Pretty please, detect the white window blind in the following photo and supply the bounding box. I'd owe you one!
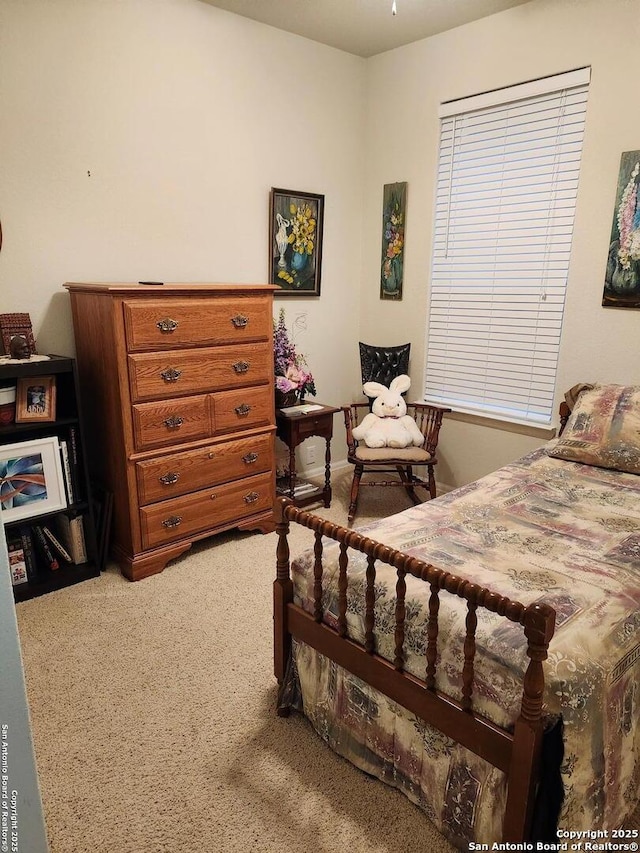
[424,68,590,426]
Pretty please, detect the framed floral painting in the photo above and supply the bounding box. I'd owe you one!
[269,188,324,297]
[380,182,407,300]
[603,151,640,308]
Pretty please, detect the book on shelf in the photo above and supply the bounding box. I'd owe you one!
[55,514,87,565]
[42,524,73,563]
[19,526,39,581]
[68,426,82,502]
[279,403,324,416]
[32,524,60,571]
[7,537,28,586]
[59,439,75,504]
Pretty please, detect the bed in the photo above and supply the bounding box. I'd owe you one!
[273,384,640,848]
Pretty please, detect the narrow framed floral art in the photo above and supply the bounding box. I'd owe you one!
[603,151,640,308]
[269,188,324,297]
[380,181,407,300]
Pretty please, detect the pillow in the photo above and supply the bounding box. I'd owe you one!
[546,384,640,474]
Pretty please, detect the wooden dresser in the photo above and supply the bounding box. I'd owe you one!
[63,282,277,581]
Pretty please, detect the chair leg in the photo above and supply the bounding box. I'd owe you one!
[396,465,419,503]
[348,465,363,525]
[428,464,437,499]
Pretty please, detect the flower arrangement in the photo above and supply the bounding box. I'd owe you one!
[616,160,640,271]
[273,308,316,401]
[277,201,317,287]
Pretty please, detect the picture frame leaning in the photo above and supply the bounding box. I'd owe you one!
[15,375,56,423]
[269,188,324,297]
[0,435,67,523]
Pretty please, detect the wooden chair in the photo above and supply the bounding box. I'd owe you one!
[343,400,450,525]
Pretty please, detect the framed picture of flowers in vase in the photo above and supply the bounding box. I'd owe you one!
[269,188,324,297]
[380,182,407,300]
[603,151,640,308]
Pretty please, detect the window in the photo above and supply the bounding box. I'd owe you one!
[424,68,590,426]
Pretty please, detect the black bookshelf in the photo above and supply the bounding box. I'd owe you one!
[1,355,100,601]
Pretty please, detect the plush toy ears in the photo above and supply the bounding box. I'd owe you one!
[389,374,411,395]
[362,381,388,398]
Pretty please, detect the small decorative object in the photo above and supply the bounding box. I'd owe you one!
[380,182,407,300]
[603,151,640,308]
[269,188,324,297]
[9,334,31,360]
[352,375,423,448]
[0,385,16,425]
[15,375,56,423]
[273,308,316,407]
[0,436,67,522]
[0,313,36,356]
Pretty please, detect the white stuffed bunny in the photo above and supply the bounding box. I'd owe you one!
[351,375,424,449]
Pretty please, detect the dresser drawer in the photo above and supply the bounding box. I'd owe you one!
[140,472,273,549]
[136,433,273,504]
[132,395,210,451]
[123,297,272,351]
[128,342,271,402]
[211,385,273,435]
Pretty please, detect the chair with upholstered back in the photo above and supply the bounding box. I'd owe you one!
[342,342,450,525]
[359,341,411,394]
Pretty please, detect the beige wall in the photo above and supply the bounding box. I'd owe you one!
[2,0,639,488]
[362,0,640,487]
[0,0,366,474]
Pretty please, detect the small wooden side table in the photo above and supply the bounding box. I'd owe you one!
[275,403,340,508]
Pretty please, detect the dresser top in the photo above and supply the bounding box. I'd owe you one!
[64,282,278,294]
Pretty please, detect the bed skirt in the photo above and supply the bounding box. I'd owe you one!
[279,640,564,850]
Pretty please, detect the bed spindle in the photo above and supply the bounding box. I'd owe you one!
[394,566,407,670]
[426,583,440,689]
[462,595,478,712]
[363,555,376,653]
[313,530,324,622]
[338,541,349,637]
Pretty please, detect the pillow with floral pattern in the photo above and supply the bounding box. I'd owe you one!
[546,384,640,474]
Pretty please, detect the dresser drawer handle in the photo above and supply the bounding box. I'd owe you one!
[231,314,249,328]
[164,416,184,429]
[158,472,180,485]
[156,318,178,333]
[232,360,250,374]
[242,452,258,464]
[162,515,182,529]
[160,367,182,382]
[235,403,252,417]
[244,491,259,504]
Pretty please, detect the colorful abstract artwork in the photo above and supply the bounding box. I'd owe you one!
[0,453,47,511]
[0,437,66,522]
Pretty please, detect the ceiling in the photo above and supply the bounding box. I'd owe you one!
[199,0,532,58]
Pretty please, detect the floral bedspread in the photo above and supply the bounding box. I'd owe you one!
[287,448,640,847]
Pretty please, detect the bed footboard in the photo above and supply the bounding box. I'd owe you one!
[273,497,556,843]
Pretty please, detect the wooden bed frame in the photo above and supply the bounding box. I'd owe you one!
[273,408,575,842]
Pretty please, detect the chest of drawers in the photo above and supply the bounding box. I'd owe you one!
[63,282,277,581]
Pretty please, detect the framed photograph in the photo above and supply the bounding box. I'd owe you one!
[269,188,324,297]
[0,312,36,356]
[15,375,56,423]
[0,436,67,523]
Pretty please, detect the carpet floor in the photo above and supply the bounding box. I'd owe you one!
[15,472,640,852]
[15,473,458,853]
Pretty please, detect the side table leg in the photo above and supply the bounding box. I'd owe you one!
[288,443,296,499]
[323,437,332,507]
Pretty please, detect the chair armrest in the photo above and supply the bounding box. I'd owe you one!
[408,402,452,455]
[342,403,370,454]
